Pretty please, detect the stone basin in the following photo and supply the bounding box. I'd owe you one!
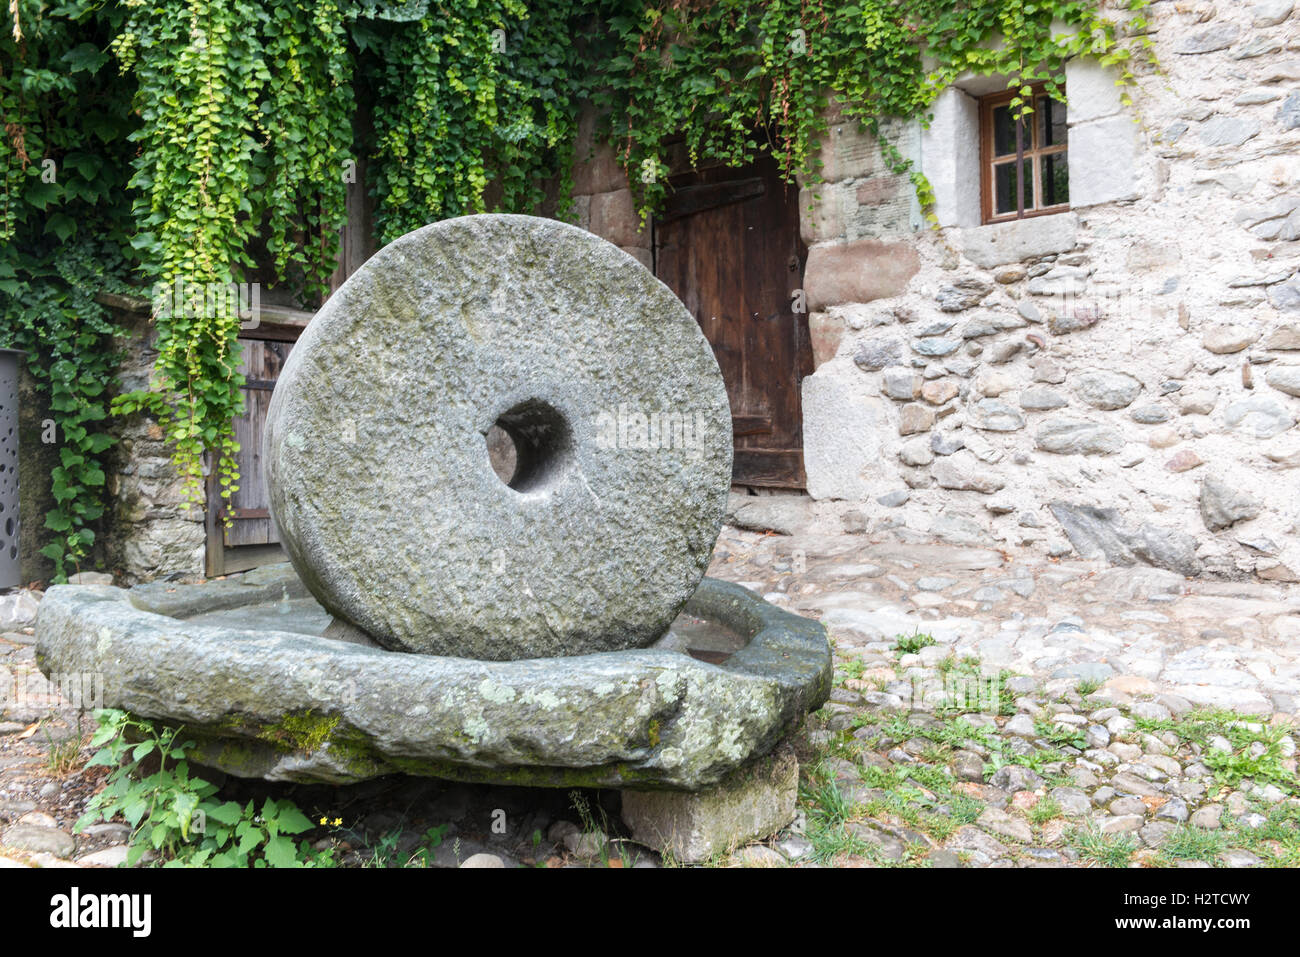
[35,570,830,790]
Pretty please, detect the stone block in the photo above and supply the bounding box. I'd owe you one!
[1069,115,1139,207]
[798,180,854,245]
[899,402,935,435]
[921,87,981,228]
[1199,116,1261,148]
[619,245,652,270]
[803,363,892,500]
[1065,58,1124,124]
[958,213,1079,268]
[812,106,886,183]
[809,312,846,369]
[804,239,920,310]
[1173,24,1240,55]
[588,189,648,248]
[621,742,798,863]
[1254,0,1294,27]
[38,581,832,790]
[570,107,627,196]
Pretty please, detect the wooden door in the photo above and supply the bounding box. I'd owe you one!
[654,153,812,488]
[205,322,302,576]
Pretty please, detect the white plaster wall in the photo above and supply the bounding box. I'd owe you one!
[921,87,982,228]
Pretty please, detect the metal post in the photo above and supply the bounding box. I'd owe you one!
[0,348,22,588]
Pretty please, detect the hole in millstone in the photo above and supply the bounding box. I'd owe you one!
[484,399,572,494]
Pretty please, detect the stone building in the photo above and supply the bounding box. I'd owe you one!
[34,0,1299,586]
[571,0,1300,584]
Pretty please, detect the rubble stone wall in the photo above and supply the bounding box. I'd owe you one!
[103,304,205,584]
[795,2,1300,582]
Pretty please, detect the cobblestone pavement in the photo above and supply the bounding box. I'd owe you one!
[704,522,1300,867]
[708,523,1300,717]
[1,524,1298,867]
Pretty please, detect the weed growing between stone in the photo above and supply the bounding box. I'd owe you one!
[1068,822,1139,867]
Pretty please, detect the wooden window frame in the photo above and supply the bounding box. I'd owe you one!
[979,83,1070,225]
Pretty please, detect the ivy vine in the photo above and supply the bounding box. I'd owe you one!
[600,0,1153,222]
[0,1,135,580]
[362,0,596,242]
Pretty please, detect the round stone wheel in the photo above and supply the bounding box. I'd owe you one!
[265,214,733,660]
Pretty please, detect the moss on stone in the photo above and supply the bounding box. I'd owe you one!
[265,709,340,752]
[213,709,342,755]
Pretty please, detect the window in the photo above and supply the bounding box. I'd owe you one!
[979,84,1069,224]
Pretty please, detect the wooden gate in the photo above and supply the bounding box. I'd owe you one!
[204,317,304,576]
[654,153,812,488]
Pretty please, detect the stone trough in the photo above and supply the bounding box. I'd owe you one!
[36,215,833,861]
[36,570,829,791]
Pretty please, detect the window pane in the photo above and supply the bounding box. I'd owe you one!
[1041,151,1069,206]
[994,159,1033,215]
[1037,95,1067,148]
[991,104,1019,157]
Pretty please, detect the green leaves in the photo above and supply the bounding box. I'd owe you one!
[62,42,111,75]
[75,709,333,868]
[597,0,1150,225]
[367,2,589,241]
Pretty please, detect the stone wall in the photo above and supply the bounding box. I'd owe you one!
[101,300,205,584]
[569,105,653,270]
[9,295,203,586]
[798,0,1300,582]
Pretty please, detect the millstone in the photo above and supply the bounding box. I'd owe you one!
[265,214,732,660]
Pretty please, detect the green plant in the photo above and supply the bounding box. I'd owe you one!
[365,829,402,868]
[894,631,937,655]
[602,0,1154,225]
[1222,803,1300,867]
[0,0,136,580]
[568,789,632,867]
[1068,823,1137,867]
[1028,797,1062,826]
[43,718,84,776]
[1034,718,1087,751]
[799,778,874,864]
[108,0,357,512]
[1134,709,1297,795]
[1075,677,1104,697]
[405,826,449,868]
[1157,825,1227,863]
[839,657,866,683]
[75,709,331,867]
[363,826,446,868]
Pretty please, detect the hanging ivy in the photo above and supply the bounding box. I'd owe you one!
[108,0,355,517]
[0,0,136,580]
[1,0,1152,581]
[599,0,1153,221]
[362,1,596,242]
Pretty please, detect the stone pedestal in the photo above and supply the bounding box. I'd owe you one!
[620,741,798,863]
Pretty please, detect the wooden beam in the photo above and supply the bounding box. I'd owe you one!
[733,449,806,489]
[732,414,773,437]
